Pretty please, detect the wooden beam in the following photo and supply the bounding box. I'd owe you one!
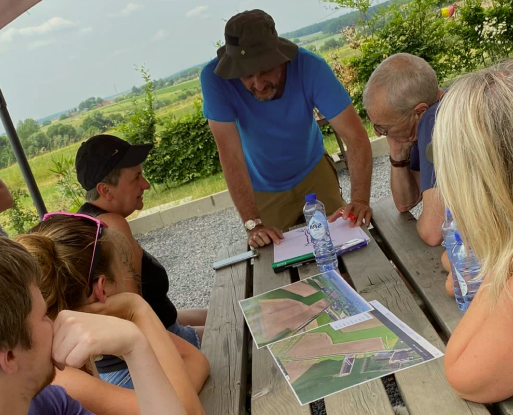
[339,227,490,415]
[372,196,511,415]
[200,240,250,415]
[251,245,312,415]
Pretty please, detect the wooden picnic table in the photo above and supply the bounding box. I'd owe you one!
[199,196,508,415]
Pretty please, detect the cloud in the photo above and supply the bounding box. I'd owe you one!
[151,30,168,42]
[121,3,143,16]
[0,17,76,43]
[28,40,56,50]
[79,27,93,36]
[186,6,209,18]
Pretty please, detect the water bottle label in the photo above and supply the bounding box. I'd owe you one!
[308,211,328,240]
[453,268,468,296]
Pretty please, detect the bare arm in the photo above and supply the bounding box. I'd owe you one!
[329,104,373,226]
[208,120,258,222]
[78,294,206,415]
[208,120,283,246]
[52,311,187,415]
[388,139,422,212]
[444,276,513,403]
[416,188,444,246]
[168,331,210,393]
[0,179,13,213]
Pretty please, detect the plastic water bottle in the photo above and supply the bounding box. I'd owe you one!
[303,193,338,272]
[442,209,482,311]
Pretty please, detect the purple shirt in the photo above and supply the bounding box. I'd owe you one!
[28,385,93,415]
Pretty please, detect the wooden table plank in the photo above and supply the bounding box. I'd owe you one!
[200,241,250,415]
[340,228,490,415]
[251,245,312,415]
[372,196,510,415]
[297,262,395,415]
[371,196,461,335]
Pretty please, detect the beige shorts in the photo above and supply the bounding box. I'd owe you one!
[254,154,345,231]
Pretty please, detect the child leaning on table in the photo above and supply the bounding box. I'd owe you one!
[15,213,209,415]
[432,59,513,403]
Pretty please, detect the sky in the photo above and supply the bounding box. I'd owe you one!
[0,0,352,125]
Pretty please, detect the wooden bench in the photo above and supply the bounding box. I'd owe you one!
[371,196,513,415]
[200,200,497,414]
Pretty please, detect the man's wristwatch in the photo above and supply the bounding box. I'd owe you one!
[389,155,411,168]
[244,219,262,231]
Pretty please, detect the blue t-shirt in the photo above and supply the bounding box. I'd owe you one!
[201,48,352,192]
[28,385,93,415]
[410,100,441,193]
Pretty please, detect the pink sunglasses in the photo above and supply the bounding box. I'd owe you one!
[42,212,108,295]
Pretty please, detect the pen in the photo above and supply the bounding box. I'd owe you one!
[339,209,356,221]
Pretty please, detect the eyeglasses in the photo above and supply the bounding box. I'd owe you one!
[42,212,108,295]
[373,110,412,137]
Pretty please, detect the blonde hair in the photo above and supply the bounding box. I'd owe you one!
[15,216,135,320]
[433,60,513,303]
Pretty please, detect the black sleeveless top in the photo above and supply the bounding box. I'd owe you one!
[78,203,178,373]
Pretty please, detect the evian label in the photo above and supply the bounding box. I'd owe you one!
[308,211,328,240]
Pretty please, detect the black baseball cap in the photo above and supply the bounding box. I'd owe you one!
[75,134,153,191]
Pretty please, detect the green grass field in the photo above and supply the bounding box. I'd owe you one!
[312,324,396,344]
[42,79,201,132]
[1,43,374,237]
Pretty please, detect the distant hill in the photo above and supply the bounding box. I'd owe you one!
[281,0,393,40]
[14,1,398,130]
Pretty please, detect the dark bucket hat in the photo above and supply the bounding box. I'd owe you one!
[215,9,298,80]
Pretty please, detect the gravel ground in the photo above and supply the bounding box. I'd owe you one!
[137,154,421,309]
[137,154,417,411]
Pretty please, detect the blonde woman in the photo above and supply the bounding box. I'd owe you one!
[433,60,513,403]
[15,213,208,415]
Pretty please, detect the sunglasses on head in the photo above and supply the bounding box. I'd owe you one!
[42,212,108,296]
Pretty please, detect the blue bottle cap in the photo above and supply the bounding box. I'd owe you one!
[305,193,317,203]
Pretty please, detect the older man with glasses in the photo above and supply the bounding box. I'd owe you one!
[363,53,446,246]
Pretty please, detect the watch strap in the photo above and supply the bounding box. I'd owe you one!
[389,155,411,168]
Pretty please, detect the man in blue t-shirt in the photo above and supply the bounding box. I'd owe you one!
[201,9,373,247]
[0,238,186,415]
[362,53,445,246]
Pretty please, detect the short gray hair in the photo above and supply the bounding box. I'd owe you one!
[363,53,439,114]
[85,168,122,202]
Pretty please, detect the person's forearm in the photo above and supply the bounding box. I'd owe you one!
[125,337,187,415]
[0,179,13,213]
[390,166,421,212]
[220,153,259,222]
[168,332,210,393]
[132,307,205,415]
[347,138,372,203]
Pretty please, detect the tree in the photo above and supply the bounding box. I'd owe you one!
[42,120,52,127]
[0,135,14,169]
[59,113,69,121]
[81,112,113,133]
[24,131,50,155]
[78,97,100,111]
[16,118,40,141]
[320,37,343,51]
[47,123,77,140]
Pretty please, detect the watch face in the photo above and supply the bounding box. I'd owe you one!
[245,220,256,231]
